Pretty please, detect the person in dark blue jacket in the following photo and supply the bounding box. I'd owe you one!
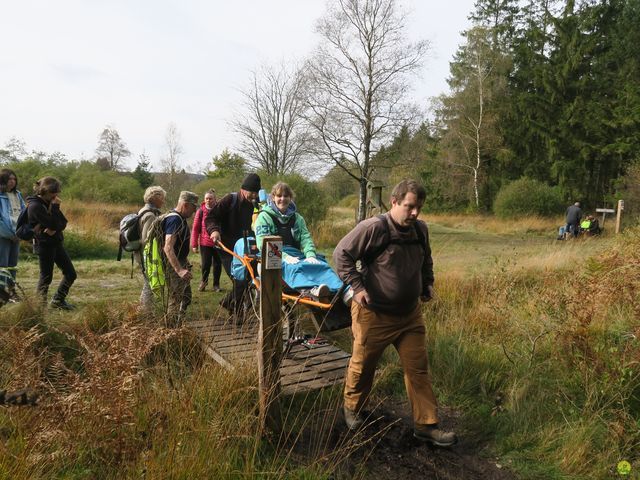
[0,169,26,281]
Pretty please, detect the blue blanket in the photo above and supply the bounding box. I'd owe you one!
[231,238,343,292]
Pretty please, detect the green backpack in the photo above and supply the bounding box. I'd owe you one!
[143,212,180,291]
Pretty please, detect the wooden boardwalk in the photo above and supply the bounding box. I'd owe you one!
[188,317,351,395]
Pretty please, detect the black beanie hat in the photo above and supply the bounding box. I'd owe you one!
[241,173,261,193]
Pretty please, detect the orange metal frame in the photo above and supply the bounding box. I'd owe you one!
[215,240,332,310]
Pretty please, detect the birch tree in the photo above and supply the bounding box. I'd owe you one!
[161,122,184,191]
[232,64,311,175]
[436,26,507,210]
[305,0,429,222]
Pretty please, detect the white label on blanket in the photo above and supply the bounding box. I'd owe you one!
[264,240,283,270]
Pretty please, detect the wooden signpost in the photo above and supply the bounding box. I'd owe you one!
[366,180,388,218]
[615,200,624,234]
[595,207,615,229]
[258,236,283,435]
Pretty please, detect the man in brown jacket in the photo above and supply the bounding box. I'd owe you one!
[333,179,456,446]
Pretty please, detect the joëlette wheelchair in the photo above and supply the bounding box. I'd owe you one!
[215,235,351,342]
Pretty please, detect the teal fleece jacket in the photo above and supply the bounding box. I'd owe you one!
[254,203,316,260]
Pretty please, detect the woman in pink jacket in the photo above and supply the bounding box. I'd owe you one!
[191,189,222,292]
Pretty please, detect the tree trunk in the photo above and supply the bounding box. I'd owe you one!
[357,177,368,223]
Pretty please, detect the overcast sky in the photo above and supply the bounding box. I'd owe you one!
[0,0,475,172]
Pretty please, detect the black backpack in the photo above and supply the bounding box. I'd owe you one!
[15,206,34,241]
[362,214,427,265]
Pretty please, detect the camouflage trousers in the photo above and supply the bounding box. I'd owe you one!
[165,262,192,328]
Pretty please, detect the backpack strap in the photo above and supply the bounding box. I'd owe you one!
[362,214,427,265]
[263,209,298,248]
[158,211,183,242]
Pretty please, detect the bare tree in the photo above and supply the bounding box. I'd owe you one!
[436,26,506,209]
[232,64,312,175]
[161,122,184,191]
[1,137,28,162]
[96,125,131,171]
[305,0,429,221]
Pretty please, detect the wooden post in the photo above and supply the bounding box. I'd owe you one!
[258,236,283,435]
[615,200,624,234]
[366,181,387,217]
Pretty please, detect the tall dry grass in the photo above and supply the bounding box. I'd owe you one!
[0,301,366,479]
[64,200,135,235]
[40,200,137,259]
[425,212,564,235]
[314,207,569,249]
[422,226,640,478]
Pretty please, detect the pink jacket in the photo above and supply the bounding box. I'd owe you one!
[191,203,215,248]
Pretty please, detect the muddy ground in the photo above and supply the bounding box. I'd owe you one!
[290,400,517,479]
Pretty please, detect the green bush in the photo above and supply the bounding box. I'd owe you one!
[259,173,329,228]
[493,177,564,218]
[7,158,74,196]
[64,231,118,259]
[5,159,144,204]
[64,162,143,204]
[192,175,245,199]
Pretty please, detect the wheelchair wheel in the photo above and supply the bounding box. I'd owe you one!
[282,301,322,340]
[237,283,260,324]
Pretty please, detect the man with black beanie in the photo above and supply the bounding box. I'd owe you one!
[206,173,261,318]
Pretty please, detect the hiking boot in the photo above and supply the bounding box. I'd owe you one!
[310,284,330,299]
[343,406,365,430]
[50,299,76,311]
[198,281,207,292]
[413,424,457,447]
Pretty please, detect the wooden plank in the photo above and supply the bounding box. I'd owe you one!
[287,371,346,390]
[189,309,351,397]
[284,347,350,361]
[281,364,347,387]
[280,356,349,376]
[286,346,345,361]
[214,337,260,349]
[203,344,234,371]
[280,351,350,372]
[225,350,257,361]
[282,376,344,395]
[198,329,257,341]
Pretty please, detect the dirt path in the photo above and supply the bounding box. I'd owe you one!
[292,400,516,479]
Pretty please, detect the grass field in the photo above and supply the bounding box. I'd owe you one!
[1,206,638,479]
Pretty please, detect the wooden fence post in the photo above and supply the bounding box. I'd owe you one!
[615,200,624,234]
[258,236,283,435]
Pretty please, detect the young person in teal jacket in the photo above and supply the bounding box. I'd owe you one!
[254,181,343,299]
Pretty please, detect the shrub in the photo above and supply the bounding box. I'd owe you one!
[64,162,143,204]
[192,175,244,199]
[277,174,329,228]
[64,231,118,259]
[494,177,564,218]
